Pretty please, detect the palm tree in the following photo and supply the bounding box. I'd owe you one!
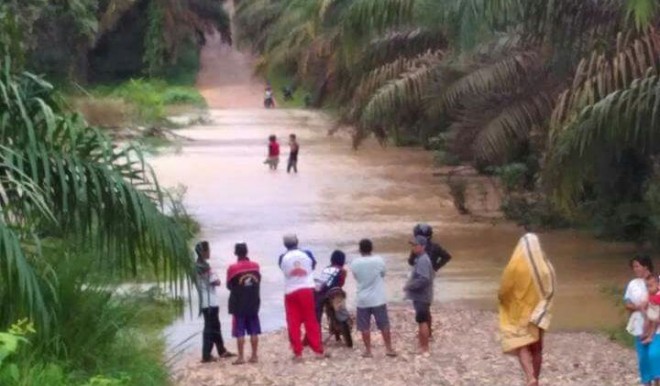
[0,56,193,330]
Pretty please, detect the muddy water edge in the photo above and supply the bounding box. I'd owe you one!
[150,109,635,359]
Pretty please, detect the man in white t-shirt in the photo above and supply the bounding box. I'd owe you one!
[278,234,326,360]
[350,239,397,358]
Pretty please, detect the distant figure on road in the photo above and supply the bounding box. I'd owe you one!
[498,233,556,386]
[226,242,261,365]
[264,135,280,170]
[278,234,327,361]
[404,235,435,354]
[351,239,396,358]
[287,134,299,174]
[264,87,275,108]
[195,241,234,363]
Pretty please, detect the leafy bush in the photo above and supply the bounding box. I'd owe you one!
[501,193,569,229]
[495,163,529,192]
[447,177,469,215]
[162,87,205,106]
[434,150,461,166]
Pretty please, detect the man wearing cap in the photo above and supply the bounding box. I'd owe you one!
[278,234,326,360]
[404,235,435,354]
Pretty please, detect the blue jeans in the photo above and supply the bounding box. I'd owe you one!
[636,334,660,384]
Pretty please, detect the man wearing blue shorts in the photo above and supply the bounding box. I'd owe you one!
[350,239,397,358]
[226,243,261,365]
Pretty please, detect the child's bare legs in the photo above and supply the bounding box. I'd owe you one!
[643,320,657,344]
[249,335,259,363]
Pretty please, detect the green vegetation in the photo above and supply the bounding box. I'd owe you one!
[0,24,197,385]
[236,0,660,244]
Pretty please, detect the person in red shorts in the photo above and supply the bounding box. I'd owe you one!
[264,135,280,170]
[226,242,261,365]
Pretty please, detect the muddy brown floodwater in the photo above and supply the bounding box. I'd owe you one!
[151,31,635,358]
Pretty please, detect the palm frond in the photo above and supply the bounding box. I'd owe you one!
[360,52,443,126]
[473,91,555,163]
[545,74,660,209]
[359,28,447,70]
[551,30,660,135]
[442,51,544,109]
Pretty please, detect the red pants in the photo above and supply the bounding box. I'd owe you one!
[284,288,323,356]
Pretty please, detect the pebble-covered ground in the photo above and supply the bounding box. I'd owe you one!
[173,306,638,386]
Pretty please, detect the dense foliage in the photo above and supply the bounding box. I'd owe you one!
[236,0,660,242]
[0,0,231,82]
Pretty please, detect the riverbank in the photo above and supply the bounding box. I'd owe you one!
[172,306,637,386]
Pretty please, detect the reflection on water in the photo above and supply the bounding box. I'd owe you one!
[152,109,635,358]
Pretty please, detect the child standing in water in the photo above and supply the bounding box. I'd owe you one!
[264,135,280,170]
[287,134,299,174]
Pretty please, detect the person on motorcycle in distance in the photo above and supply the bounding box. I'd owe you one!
[264,84,275,108]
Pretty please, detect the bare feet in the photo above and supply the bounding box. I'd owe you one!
[248,356,258,364]
[385,350,398,357]
[292,355,304,363]
[527,378,538,386]
[362,351,373,358]
[231,358,246,366]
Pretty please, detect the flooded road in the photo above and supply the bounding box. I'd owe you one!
[152,109,633,355]
[152,32,635,357]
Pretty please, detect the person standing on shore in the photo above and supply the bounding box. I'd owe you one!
[195,241,234,363]
[404,235,435,354]
[278,234,327,361]
[623,255,660,386]
[287,134,299,174]
[498,233,556,386]
[226,242,261,365]
[350,239,397,358]
[409,223,452,337]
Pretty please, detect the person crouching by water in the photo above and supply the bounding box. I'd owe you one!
[498,233,556,386]
[314,250,347,325]
[263,135,280,170]
[404,235,435,354]
[279,234,327,361]
[195,241,234,363]
[624,255,660,385]
[226,242,261,365]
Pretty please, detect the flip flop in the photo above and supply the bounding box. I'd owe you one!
[386,351,398,358]
[248,357,259,364]
[361,352,373,358]
[231,359,246,366]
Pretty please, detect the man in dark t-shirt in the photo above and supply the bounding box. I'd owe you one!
[226,243,261,365]
[287,133,299,174]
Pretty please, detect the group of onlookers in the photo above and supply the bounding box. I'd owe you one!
[193,223,452,365]
[195,227,660,385]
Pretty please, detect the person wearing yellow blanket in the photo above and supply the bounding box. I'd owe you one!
[498,233,556,386]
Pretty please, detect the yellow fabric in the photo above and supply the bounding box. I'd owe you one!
[498,233,556,354]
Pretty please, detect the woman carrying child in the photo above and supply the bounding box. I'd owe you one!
[624,255,660,385]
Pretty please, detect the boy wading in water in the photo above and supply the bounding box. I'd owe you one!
[264,135,280,170]
[195,241,234,362]
[404,235,435,354]
[226,243,261,365]
[287,134,299,173]
[350,239,396,358]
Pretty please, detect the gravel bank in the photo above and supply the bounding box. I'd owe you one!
[173,306,637,386]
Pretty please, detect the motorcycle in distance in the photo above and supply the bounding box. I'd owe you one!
[322,287,353,348]
[264,88,275,108]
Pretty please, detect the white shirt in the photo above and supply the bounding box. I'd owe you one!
[198,270,219,309]
[624,278,660,336]
[279,249,316,294]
